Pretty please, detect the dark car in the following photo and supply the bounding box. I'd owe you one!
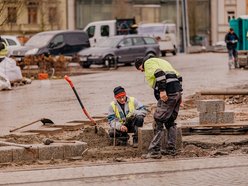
[77,35,160,68]
[11,30,90,65]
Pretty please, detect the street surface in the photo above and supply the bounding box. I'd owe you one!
[1,155,248,185]
[0,53,248,135]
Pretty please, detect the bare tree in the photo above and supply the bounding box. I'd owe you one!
[0,0,24,27]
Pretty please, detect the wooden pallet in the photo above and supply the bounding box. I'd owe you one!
[181,123,248,135]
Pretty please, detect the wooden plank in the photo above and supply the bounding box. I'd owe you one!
[181,121,248,135]
[50,123,84,131]
[24,128,63,134]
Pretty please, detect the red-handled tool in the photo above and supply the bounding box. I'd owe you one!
[64,75,96,125]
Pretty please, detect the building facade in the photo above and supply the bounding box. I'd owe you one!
[211,0,246,45]
[0,0,68,35]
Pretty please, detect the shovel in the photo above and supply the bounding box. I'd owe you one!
[9,118,54,133]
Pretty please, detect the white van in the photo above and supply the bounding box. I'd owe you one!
[137,23,177,56]
[83,18,137,47]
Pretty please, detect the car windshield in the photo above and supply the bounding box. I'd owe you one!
[25,33,55,47]
[97,37,121,47]
[138,26,165,34]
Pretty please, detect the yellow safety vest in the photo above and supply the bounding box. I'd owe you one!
[0,42,8,57]
[111,97,135,124]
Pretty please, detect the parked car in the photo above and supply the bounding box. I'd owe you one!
[10,30,90,68]
[77,35,160,68]
[137,23,177,56]
[1,35,22,57]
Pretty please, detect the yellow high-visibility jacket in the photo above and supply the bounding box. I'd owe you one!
[144,58,180,89]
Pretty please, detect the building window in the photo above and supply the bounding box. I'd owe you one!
[28,7,37,24]
[8,7,17,23]
[49,7,57,24]
[227,11,235,22]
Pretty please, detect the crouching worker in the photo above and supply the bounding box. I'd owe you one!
[108,86,147,147]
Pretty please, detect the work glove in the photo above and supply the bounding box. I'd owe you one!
[126,112,136,122]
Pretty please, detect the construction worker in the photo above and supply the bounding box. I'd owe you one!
[0,36,8,62]
[135,57,182,158]
[225,28,239,69]
[107,86,147,147]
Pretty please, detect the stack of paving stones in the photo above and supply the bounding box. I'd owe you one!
[0,141,87,164]
[197,99,234,124]
[138,126,182,153]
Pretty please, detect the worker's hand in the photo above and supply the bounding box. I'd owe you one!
[180,99,184,107]
[160,91,168,102]
[120,125,128,132]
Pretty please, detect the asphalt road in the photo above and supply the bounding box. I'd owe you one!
[0,52,247,135]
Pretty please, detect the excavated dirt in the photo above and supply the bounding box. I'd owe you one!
[1,86,248,168]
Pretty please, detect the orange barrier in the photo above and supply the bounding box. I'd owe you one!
[38,73,48,80]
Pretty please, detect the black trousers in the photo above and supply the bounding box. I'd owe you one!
[109,115,144,141]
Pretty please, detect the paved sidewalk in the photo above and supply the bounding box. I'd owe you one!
[1,155,248,185]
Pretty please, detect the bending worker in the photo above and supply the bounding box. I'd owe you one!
[135,57,183,158]
[107,86,147,147]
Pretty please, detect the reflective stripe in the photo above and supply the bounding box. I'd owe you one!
[166,78,179,83]
[111,97,135,124]
[156,76,166,81]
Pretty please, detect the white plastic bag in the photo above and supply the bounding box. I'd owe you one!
[0,71,11,90]
[0,57,22,82]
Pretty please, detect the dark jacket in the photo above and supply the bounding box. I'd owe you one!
[225,32,239,50]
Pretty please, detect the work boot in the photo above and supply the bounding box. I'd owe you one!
[161,147,177,156]
[141,151,162,159]
[132,135,138,148]
[117,135,129,146]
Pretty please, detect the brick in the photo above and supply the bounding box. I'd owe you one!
[64,141,87,158]
[38,144,64,161]
[197,100,225,113]
[199,112,217,124]
[138,127,182,153]
[0,146,14,163]
[13,145,39,163]
[199,111,235,124]
[216,111,234,123]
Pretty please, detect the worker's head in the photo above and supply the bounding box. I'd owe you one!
[113,86,126,104]
[230,28,234,33]
[135,55,155,71]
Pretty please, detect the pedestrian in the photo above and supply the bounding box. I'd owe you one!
[135,57,183,158]
[107,86,147,148]
[225,28,239,69]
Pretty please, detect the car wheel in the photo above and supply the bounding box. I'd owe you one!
[146,52,156,58]
[161,51,166,57]
[81,62,91,68]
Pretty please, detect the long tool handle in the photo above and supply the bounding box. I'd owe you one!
[64,75,96,125]
[9,119,41,133]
